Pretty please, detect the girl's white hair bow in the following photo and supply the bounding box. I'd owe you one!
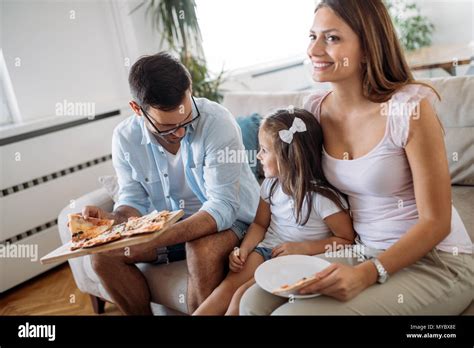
[278,117,307,144]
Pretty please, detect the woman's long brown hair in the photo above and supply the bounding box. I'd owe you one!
[262,109,347,225]
[315,0,440,102]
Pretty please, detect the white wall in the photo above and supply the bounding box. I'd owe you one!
[0,0,166,290]
[414,0,474,45]
[1,0,164,126]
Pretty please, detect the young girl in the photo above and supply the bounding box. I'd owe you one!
[193,108,355,316]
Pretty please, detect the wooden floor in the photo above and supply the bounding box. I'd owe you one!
[0,263,121,315]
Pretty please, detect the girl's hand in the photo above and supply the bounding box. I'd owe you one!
[229,247,249,273]
[298,262,378,301]
[271,242,308,258]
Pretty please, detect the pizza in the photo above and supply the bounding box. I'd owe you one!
[121,210,171,237]
[67,214,115,250]
[67,210,172,250]
[272,275,318,295]
[82,227,123,248]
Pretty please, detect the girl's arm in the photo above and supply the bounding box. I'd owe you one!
[302,210,355,255]
[272,210,354,257]
[239,198,271,254]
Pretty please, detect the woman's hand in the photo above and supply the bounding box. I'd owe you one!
[298,262,378,301]
[271,242,308,258]
[229,247,248,273]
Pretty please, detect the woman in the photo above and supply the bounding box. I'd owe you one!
[240,0,473,315]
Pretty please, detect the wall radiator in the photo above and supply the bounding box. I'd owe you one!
[0,109,127,293]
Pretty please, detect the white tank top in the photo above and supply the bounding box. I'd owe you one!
[303,84,473,254]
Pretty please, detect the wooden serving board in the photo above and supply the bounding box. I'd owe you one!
[40,210,184,265]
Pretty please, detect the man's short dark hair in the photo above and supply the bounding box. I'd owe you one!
[129,52,191,111]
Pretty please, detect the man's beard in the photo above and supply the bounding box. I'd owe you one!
[154,131,184,145]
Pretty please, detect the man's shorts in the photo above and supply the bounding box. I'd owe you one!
[229,219,250,241]
[152,219,250,264]
[153,243,186,265]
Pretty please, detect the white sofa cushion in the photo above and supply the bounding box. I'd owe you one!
[138,260,189,314]
[428,77,474,185]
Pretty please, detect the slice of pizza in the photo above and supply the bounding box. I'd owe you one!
[272,275,318,295]
[67,213,115,250]
[121,210,171,237]
[82,229,122,248]
[111,222,127,235]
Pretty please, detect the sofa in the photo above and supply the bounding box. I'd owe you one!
[57,76,474,315]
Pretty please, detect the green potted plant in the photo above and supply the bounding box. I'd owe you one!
[131,0,224,102]
[385,0,435,51]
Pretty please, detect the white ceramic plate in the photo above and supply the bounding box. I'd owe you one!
[254,255,331,298]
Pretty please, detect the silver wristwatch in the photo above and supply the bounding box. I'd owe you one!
[370,258,389,284]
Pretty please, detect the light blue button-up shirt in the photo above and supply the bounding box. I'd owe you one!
[111,97,260,231]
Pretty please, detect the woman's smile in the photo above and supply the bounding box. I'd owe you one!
[312,60,335,72]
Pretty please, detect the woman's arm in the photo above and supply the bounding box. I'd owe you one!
[300,99,452,299]
[272,210,355,257]
[369,99,452,275]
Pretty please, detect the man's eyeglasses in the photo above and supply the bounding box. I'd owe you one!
[140,96,200,136]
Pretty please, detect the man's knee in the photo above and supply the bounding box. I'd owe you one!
[185,235,213,260]
[186,230,237,263]
[90,253,114,275]
[90,250,129,274]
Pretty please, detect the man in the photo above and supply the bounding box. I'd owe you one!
[83,52,260,315]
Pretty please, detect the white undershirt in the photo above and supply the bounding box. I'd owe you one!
[164,148,202,218]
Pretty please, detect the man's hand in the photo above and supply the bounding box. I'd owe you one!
[81,205,141,225]
[81,205,113,220]
[229,247,248,273]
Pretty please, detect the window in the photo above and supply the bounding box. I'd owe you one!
[196,0,317,73]
[0,85,12,126]
[2,1,129,124]
[0,49,19,127]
